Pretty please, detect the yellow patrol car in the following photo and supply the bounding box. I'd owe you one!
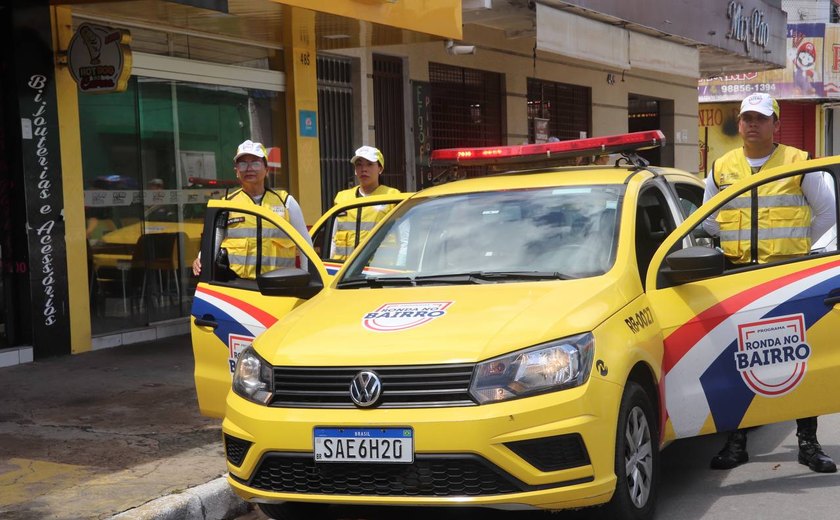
[191,131,840,520]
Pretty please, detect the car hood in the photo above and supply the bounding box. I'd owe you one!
[255,277,628,366]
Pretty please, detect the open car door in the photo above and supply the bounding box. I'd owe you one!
[645,157,840,442]
[190,199,328,418]
[190,193,409,418]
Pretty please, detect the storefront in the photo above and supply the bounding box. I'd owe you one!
[0,0,461,363]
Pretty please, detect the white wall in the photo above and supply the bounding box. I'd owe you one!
[784,0,832,22]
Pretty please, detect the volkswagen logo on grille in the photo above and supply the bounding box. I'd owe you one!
[349,371,382,407]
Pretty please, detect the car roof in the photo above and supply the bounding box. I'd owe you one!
[413,165,703,198]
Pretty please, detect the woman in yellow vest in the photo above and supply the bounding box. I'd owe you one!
[192,140,311,278]
[330,146,401,260]
[702,93,837,474]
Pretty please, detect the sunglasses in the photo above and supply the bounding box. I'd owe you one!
[235,160,264,172]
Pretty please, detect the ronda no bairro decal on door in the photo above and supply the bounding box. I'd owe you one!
[736,313,810,397]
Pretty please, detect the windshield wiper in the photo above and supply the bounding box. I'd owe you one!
[413,271,571,285]
[338,271,571,288]
[336,276,416,288]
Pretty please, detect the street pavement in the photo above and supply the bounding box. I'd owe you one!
[0,333,248,520]
[3,332,839,520]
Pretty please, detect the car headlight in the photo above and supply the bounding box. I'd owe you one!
[232,346,273,405]
[469,333,594,404]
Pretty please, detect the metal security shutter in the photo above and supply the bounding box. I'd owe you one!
[527,78,591,143]
[777,101,816,157]
[373,55,406,192]
[428,62,504,182]
[317,55,354,213]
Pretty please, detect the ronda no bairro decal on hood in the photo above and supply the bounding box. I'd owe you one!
[363,302,453,332]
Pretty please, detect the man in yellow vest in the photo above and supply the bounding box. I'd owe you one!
[330,146,401,260]
[703,93,836,473]
[192,139,311,278]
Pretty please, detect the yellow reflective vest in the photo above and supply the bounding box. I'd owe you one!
[222,189,296,279]
[712,144,810,264]
[332,185,401,260]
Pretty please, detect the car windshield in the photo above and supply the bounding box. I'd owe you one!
[339,185,623,286]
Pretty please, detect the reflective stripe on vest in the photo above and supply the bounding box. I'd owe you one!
[712,145,810,264]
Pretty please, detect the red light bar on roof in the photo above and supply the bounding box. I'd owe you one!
[430,130,666,166]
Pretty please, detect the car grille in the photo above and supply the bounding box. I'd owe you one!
[504,434,590,472]
[245,453,526,496]
[270,364,476,408]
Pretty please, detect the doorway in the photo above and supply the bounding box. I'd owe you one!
[629,94,674,167]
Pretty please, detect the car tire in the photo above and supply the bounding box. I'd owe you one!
[258,502,332,520]
[603,381,659,520]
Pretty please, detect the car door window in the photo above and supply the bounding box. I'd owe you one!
[308,195,408,272]
[664,167,838,275]
[208,209,299,287]
[635,184,679,283]
[673,182,705,217]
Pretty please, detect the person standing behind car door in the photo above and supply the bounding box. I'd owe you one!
[702,93,836,473]
[192,139,311,278]
[330,146,401,260]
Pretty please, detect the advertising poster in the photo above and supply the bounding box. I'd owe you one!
[698,24,825,102]
[824,25,840,95]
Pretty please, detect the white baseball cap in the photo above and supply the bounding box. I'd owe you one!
[234,139,268,161]
[350,145,384,168]
[740,93,779,118]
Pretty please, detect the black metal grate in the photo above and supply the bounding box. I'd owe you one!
[504,434,590,472]
[225,434,252,467]
[246,453,525,496]
[373,54,407,192]
[271,364,476,408]
[428,62,504,182]
[527,78,591,144]
[317,55,354,213]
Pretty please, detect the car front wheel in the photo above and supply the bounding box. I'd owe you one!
[604,381,659,520]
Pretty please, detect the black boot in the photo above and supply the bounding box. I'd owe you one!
[710,429,749,469]
[796,417,836,473]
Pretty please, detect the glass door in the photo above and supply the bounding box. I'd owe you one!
[81,76,285,335]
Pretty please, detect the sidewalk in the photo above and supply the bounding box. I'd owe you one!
[0,334,249,520]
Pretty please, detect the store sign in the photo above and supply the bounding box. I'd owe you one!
[726,0,770,53]
[699,23,826,102]
[67,23,132,93]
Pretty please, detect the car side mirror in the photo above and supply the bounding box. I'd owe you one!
[257,267,323,299]
[661,246,724,285]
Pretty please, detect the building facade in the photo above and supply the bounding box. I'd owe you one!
[0,0,786,365]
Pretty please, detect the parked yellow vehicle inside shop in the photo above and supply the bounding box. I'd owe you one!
[191,132,840,520]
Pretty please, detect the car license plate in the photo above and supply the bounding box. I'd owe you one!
[313,427,413,463]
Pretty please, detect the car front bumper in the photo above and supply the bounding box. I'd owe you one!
[222,375,624,511]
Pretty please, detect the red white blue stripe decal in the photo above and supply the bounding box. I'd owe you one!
[663,258,840,437]
[191,286,278,347]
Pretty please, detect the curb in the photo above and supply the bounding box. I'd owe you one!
[110,477,250,520]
